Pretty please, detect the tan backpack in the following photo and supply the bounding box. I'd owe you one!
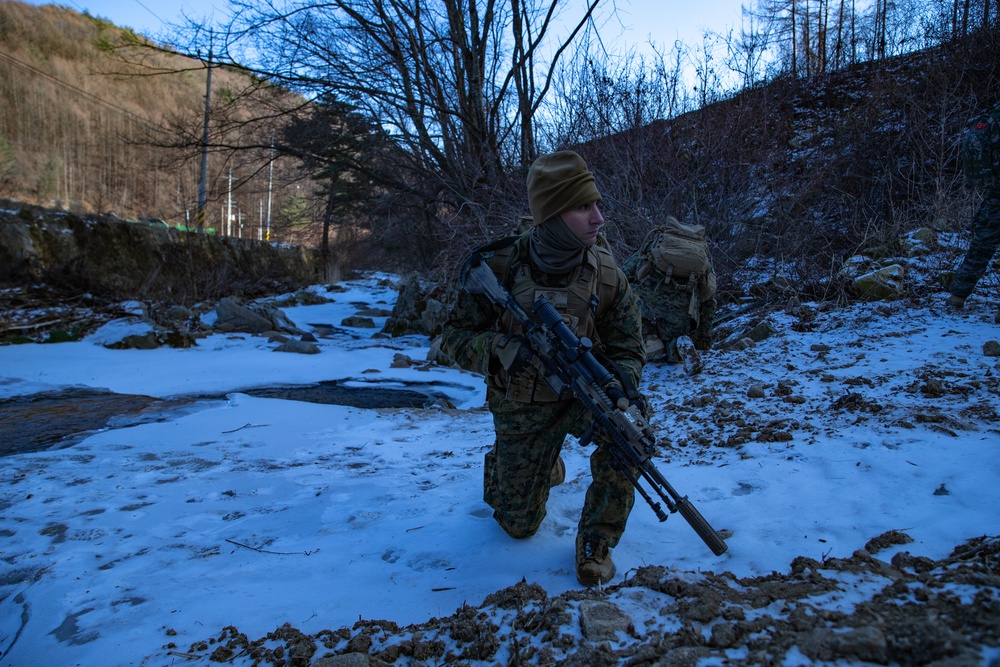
[635,217,716,301]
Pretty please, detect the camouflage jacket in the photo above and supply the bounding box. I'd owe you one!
[621,252,717,344]
[439,233,646,401]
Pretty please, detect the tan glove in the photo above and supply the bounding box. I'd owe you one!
[494,335,535,379]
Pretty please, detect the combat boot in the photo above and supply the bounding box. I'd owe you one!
[675,335,703,375]
[550,455,565,487]
[575,534,615,586]
[946,294,966,309]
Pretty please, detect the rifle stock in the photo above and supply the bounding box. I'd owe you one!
[464,256,728,556]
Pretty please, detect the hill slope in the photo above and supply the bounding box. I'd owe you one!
[0,1,303,237]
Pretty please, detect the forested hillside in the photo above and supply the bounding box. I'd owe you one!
[0,1,314,244]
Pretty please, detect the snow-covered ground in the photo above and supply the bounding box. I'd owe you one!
[1,273,998,666]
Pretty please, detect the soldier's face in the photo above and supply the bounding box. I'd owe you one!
[560,201,604,246]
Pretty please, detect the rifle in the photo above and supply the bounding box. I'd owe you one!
[463,253,728,556]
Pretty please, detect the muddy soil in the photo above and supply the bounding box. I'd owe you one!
[171,536,1000,667]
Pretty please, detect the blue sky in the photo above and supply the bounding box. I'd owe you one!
[23,0,748,54]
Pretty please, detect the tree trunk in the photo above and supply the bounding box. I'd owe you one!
[321,186,335,282]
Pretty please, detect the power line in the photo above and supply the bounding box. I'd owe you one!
[131,0,166,27]
[0,48,159,132]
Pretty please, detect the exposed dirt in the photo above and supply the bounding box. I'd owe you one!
[168,536,999,666]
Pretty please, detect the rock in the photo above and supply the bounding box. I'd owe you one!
[313,654,370,667]
[300,332,318,342]
[391,353,414,368]
[733,337,756,351]
[308,323,339,337]
[163,305,192,322]
[837,254,872,281]
[748,384,766,399]
[118,300,148,317]
[93,318,198,350]
[111,332,160,350]
[983,340,1000,357]
[274,340,320,354]
[256,303,304,335]
[421,298,449,334]
[354,307,393,317]
[382,275,454,337]
[775,379,795,396]
[810,343,831,352]
[214,298,304,335]
[746,321,777,342]
[798,625,887,663]
[579,600,632,642]
[710,622,738,648]
[851,264,905,301]
[644,335,667,359]
[653,646,713,667]
[902,227,937,256]
[214,298,276,334]
[341,316,377,328]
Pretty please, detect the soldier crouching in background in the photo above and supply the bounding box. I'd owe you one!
[622,219,718,375]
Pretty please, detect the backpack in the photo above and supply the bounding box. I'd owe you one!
[635,217,717,301]
[961,103,1000,185]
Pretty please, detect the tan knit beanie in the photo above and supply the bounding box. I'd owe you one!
[526,151,601,225]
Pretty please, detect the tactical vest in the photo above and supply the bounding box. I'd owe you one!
[486,234,619,403]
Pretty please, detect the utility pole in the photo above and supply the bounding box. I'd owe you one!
[226,167,233,237]
[266,137,274,242]
[196,31,213,233]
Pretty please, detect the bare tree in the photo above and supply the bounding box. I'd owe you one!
[203,0,602,261]
[725,6,778,88]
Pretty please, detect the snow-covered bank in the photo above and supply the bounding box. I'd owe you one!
[1,274,998,666]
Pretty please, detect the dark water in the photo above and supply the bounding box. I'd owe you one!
[0,381,449,456]
[0,387,164,456]
[242,380,444,409]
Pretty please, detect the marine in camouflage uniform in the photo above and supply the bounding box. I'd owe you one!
[950,101,1000,323]
[439,151,646,586]
[622,249,717,365]
[949,185,1000,321]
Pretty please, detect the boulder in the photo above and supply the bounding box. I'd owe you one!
[852,264,905,301]
[214,297,303,335]
[901,227,937,256]
[214,298,274,333]
[273,340,320,354]
[341,316,377,328]
[746,320,777,342]
[382,275,454,337]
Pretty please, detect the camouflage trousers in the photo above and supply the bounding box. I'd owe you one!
[483,388,635,548]
[647,310,696,363]
[952,186,1000,299]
